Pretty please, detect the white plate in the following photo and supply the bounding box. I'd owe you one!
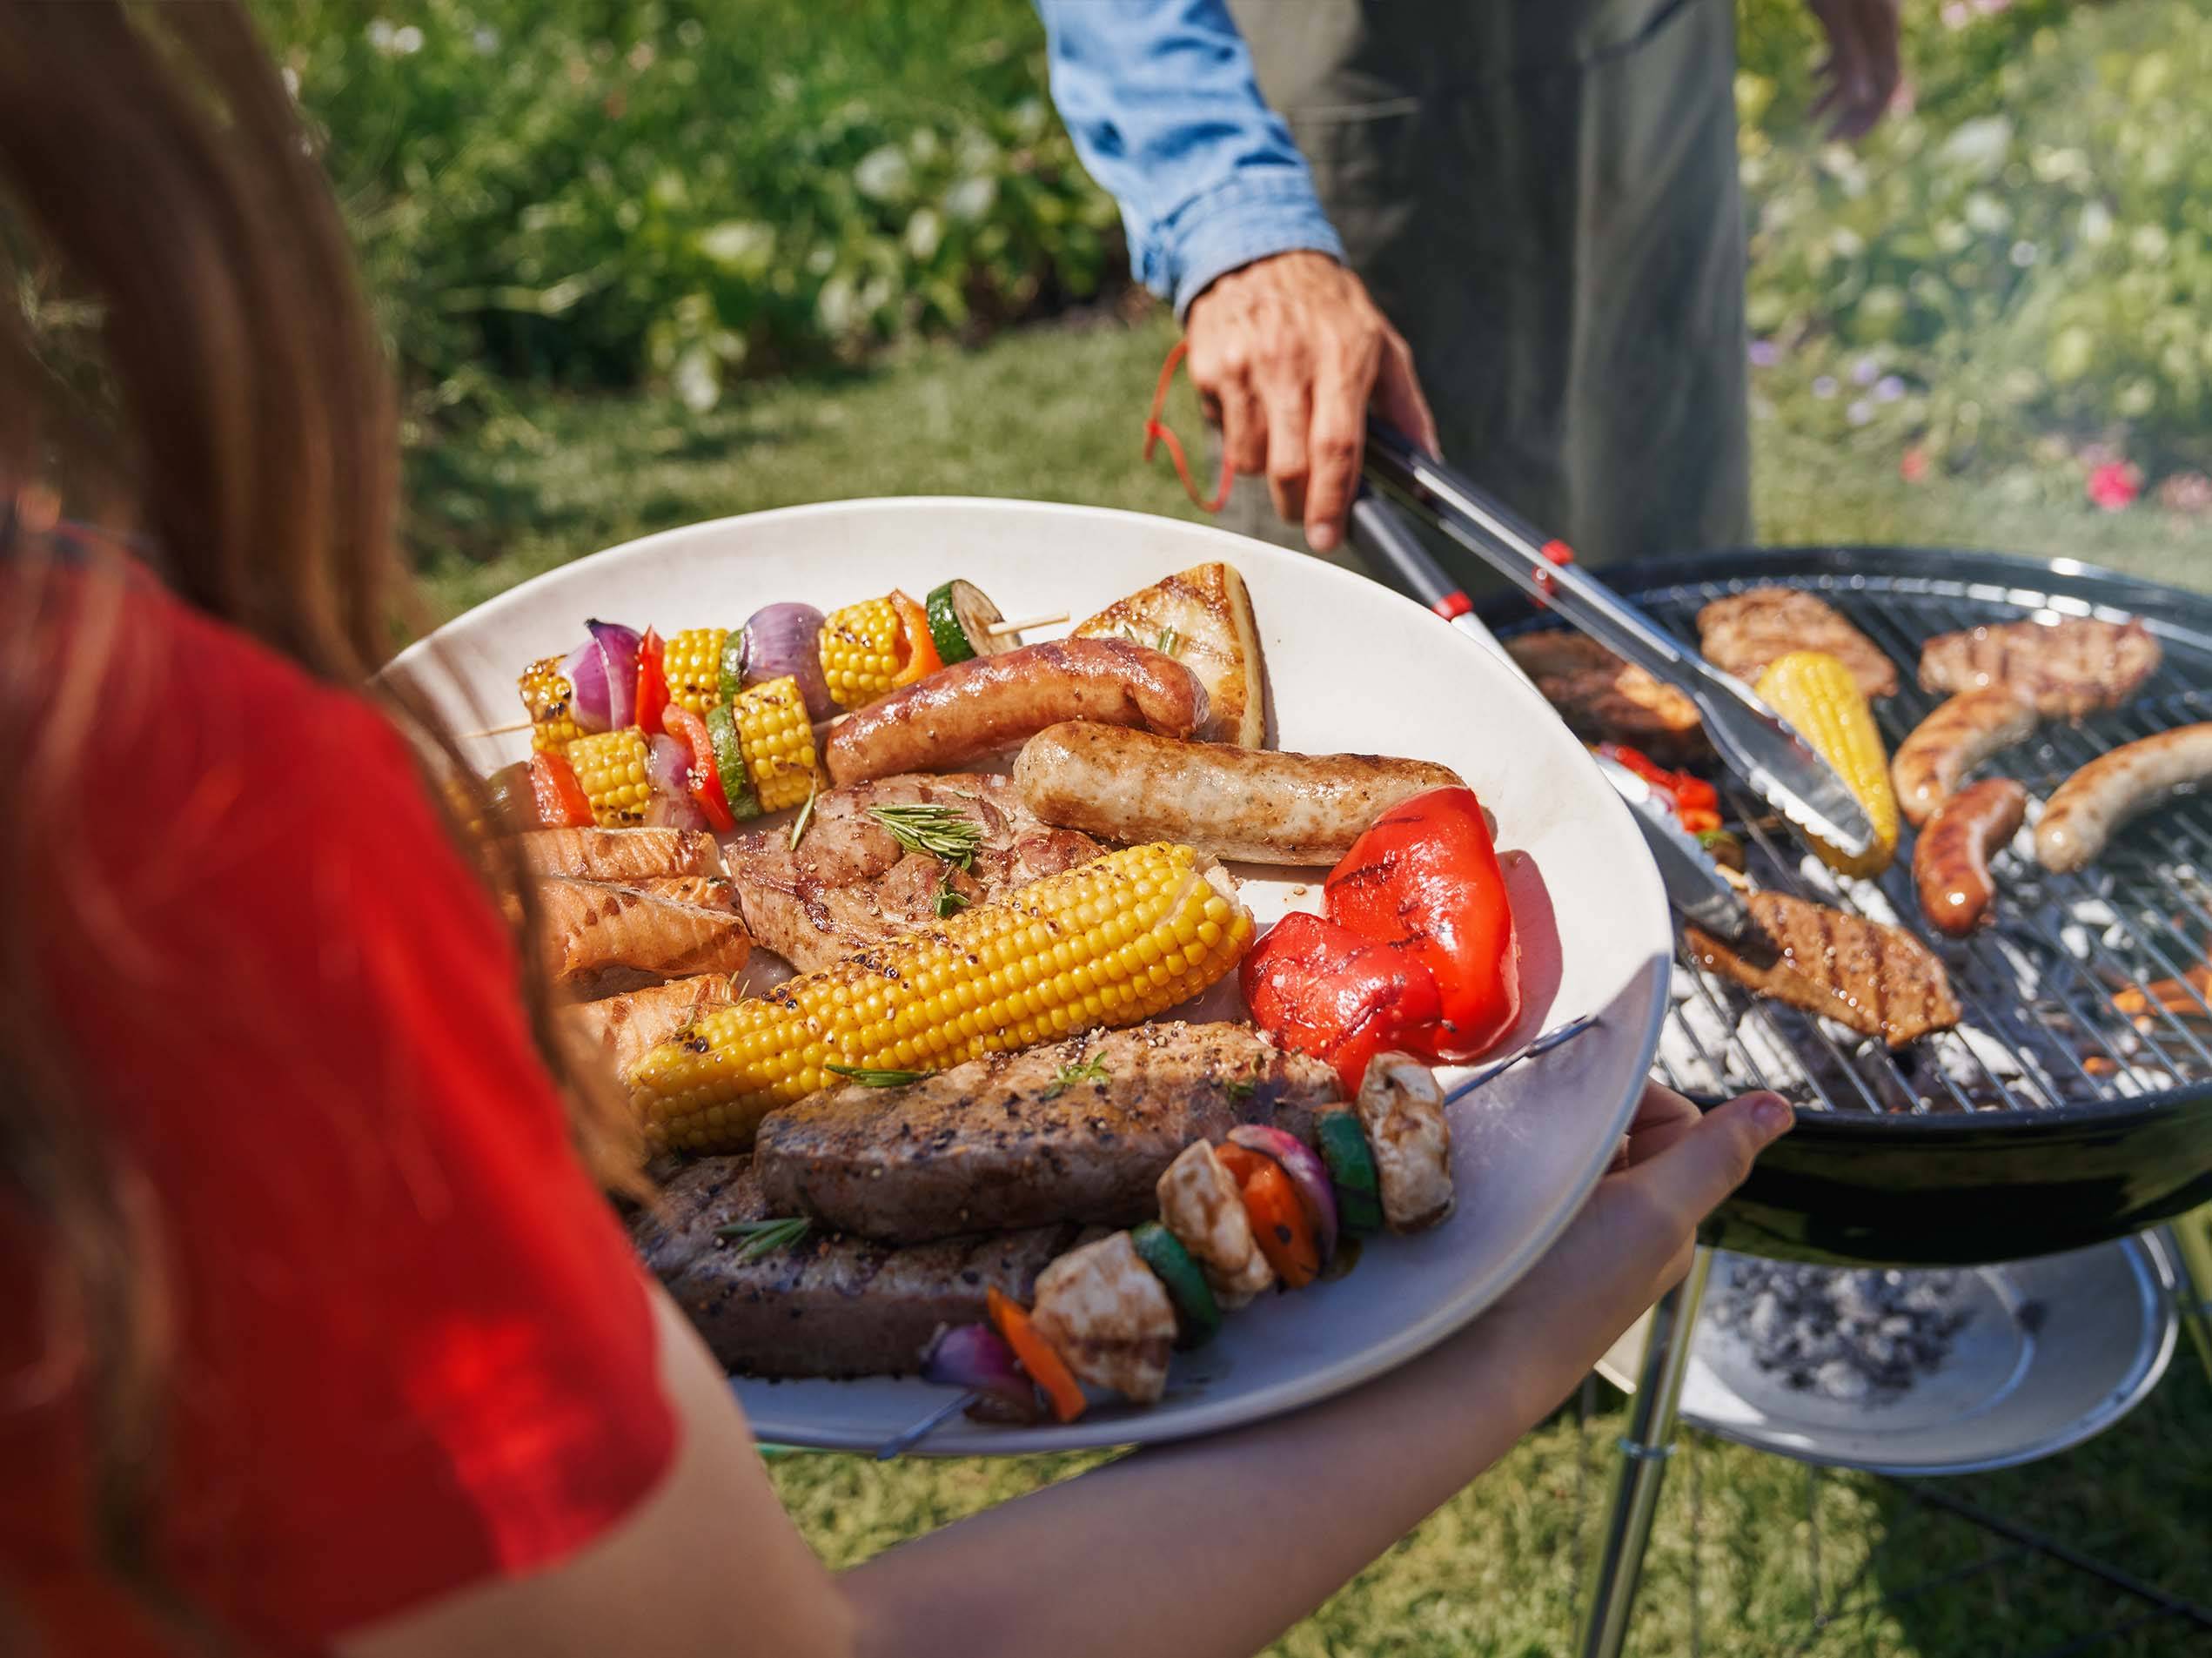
[387,497,1671,1453]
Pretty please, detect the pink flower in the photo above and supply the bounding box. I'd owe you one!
[2087,461,2142,512]
[1900,447,1930,483]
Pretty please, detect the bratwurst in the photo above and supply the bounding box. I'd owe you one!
[1891,690,2038,828]
[823,638,1206,786]
[1914,777,2027,937]
[1013,722,1464,865]
[2034,722,2212,873]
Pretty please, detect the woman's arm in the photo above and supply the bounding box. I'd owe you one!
[343,1086,1786,1658]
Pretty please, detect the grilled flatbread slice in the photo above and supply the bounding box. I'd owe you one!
[1074,561,1265,747]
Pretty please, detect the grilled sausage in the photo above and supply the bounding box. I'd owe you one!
[1891,691,2038,828]
[822,639,1207,786]
[2035,722,2212,873]
[1013,722,1463,865]
[1914,778,2027,937]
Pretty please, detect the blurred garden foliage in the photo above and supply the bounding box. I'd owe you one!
[266,0,2212,491]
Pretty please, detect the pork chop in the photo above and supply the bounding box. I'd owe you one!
[1917,616,2161,719]
[723,773,1099,970]
[636,1156,1080,1379]
[1504,631,1706,762]
[1685,891,1960,1048]
[1697,588,1899,700]
[753,1022,1343,1243]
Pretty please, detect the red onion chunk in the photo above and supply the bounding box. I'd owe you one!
[644,793,708,831]
[741,602,835,722]
[563,621,640,732]
[922,1323,1041,1424]
[646,733,693,797]
[1227,1124,1340,1270]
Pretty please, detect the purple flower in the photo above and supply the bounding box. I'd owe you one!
[1749,339,1782,368]
[1874,375,1906,402]
[1847,399,1874,426]
[1852,357,1880,386]
[1813,375,1839,399]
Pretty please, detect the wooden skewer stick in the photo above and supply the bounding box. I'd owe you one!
[988,611,1068,637]
[461,719,533,741]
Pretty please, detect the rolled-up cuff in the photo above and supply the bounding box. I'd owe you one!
[1162,172,1346,319]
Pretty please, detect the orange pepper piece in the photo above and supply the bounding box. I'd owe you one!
[987,1286,1087,1424]
[1215,1148,1320,1290]
[889,590,944,686]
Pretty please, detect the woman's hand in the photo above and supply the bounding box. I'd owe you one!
[1183,252,1438,555]
[1475,1084,1793,1387]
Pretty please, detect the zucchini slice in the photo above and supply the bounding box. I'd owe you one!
[705,703,762,821]
[1130,1221,1222,1349]
[925,579,1011,663]
[1315,1109,1385,1237]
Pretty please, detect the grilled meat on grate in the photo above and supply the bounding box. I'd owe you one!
[1696,588,1900,700]
[1685,891,1961,1049]
[1502,631,1706,761]
[1917,616,2161,718]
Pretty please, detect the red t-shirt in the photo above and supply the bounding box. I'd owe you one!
[0,555,677,1653]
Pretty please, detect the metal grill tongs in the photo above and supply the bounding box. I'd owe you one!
[1355,421,1875,863]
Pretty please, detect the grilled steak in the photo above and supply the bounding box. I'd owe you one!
[1696,589,1899,699]
[637,1156,1081,1379]
[533,876,751,992]
[1505,631,1706,762]
[754,1022,1342,1243]
[564,973,737,1077]
[1917,616,2160,719]
[1685,891,1960,1048]
[723,773,1099,971]
[515,826,722,882]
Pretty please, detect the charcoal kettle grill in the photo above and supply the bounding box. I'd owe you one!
[1352,478,2212,1657]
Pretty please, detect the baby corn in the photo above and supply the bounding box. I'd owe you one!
[627,842,1254,1154]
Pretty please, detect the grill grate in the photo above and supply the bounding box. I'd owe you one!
[1501,558,2212,1122]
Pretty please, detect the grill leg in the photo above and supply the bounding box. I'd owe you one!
[1576,1245,1717,1658]
[2161,1209,2212,1388]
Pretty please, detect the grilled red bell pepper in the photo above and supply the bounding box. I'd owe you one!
[1324,785,1520,1064]
[1594,742,1719,822]
[635,628,671,737]
[661,705,737,833]
[528,750,594,829]
[1240,911,1444,1095]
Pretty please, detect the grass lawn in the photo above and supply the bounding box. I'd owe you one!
[411,313,2212,1656]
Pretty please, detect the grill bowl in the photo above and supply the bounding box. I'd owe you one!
[1482,546,2212,1265]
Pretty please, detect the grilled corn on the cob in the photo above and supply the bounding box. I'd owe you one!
[727,675,819,812]
[1755,649,1900,876]
[627,842,1255,1153]
[519,655,584,753]
[660,628,729,715]
[818,596,906,708]
[565,728,655,827]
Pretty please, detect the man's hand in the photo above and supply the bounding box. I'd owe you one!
[1183,251,1438,555]
[1807,0,1902,140]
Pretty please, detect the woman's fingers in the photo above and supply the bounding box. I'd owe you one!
[1627,1091,1793,1238]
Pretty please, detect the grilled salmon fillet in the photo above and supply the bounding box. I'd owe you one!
[1505,631,1706,762]
[627,874,736,911]
[1917,616,2160,719]
[563,973,738,1077]
[753,1022,1342,1243]
[1697,589,1899,700]
[636,1156,1082,1379]
[1685,891,1960,1047]
[533,876,751,992]
[723,773,1099,971]
[515,826,722,882]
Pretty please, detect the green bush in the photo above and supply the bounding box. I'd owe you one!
[266,0,1116,414]
[1736,0,2212,484]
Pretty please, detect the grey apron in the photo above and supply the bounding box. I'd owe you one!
[1219,0,1752,577]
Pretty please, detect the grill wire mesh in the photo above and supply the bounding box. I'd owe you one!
[1508,564,2212,1120]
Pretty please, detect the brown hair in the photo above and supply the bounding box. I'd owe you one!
[0,1,642,1632]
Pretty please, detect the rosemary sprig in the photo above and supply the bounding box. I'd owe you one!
[788,778,819,853]
[715,1217,813,1259]
[1042,1052,1110,1099]
[1156,627,1182,657]
[826,1061,935,1087]
[866,802,982,869]
[933,870,971,918]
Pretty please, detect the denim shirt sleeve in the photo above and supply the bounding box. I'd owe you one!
[1035,0,1345,317]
